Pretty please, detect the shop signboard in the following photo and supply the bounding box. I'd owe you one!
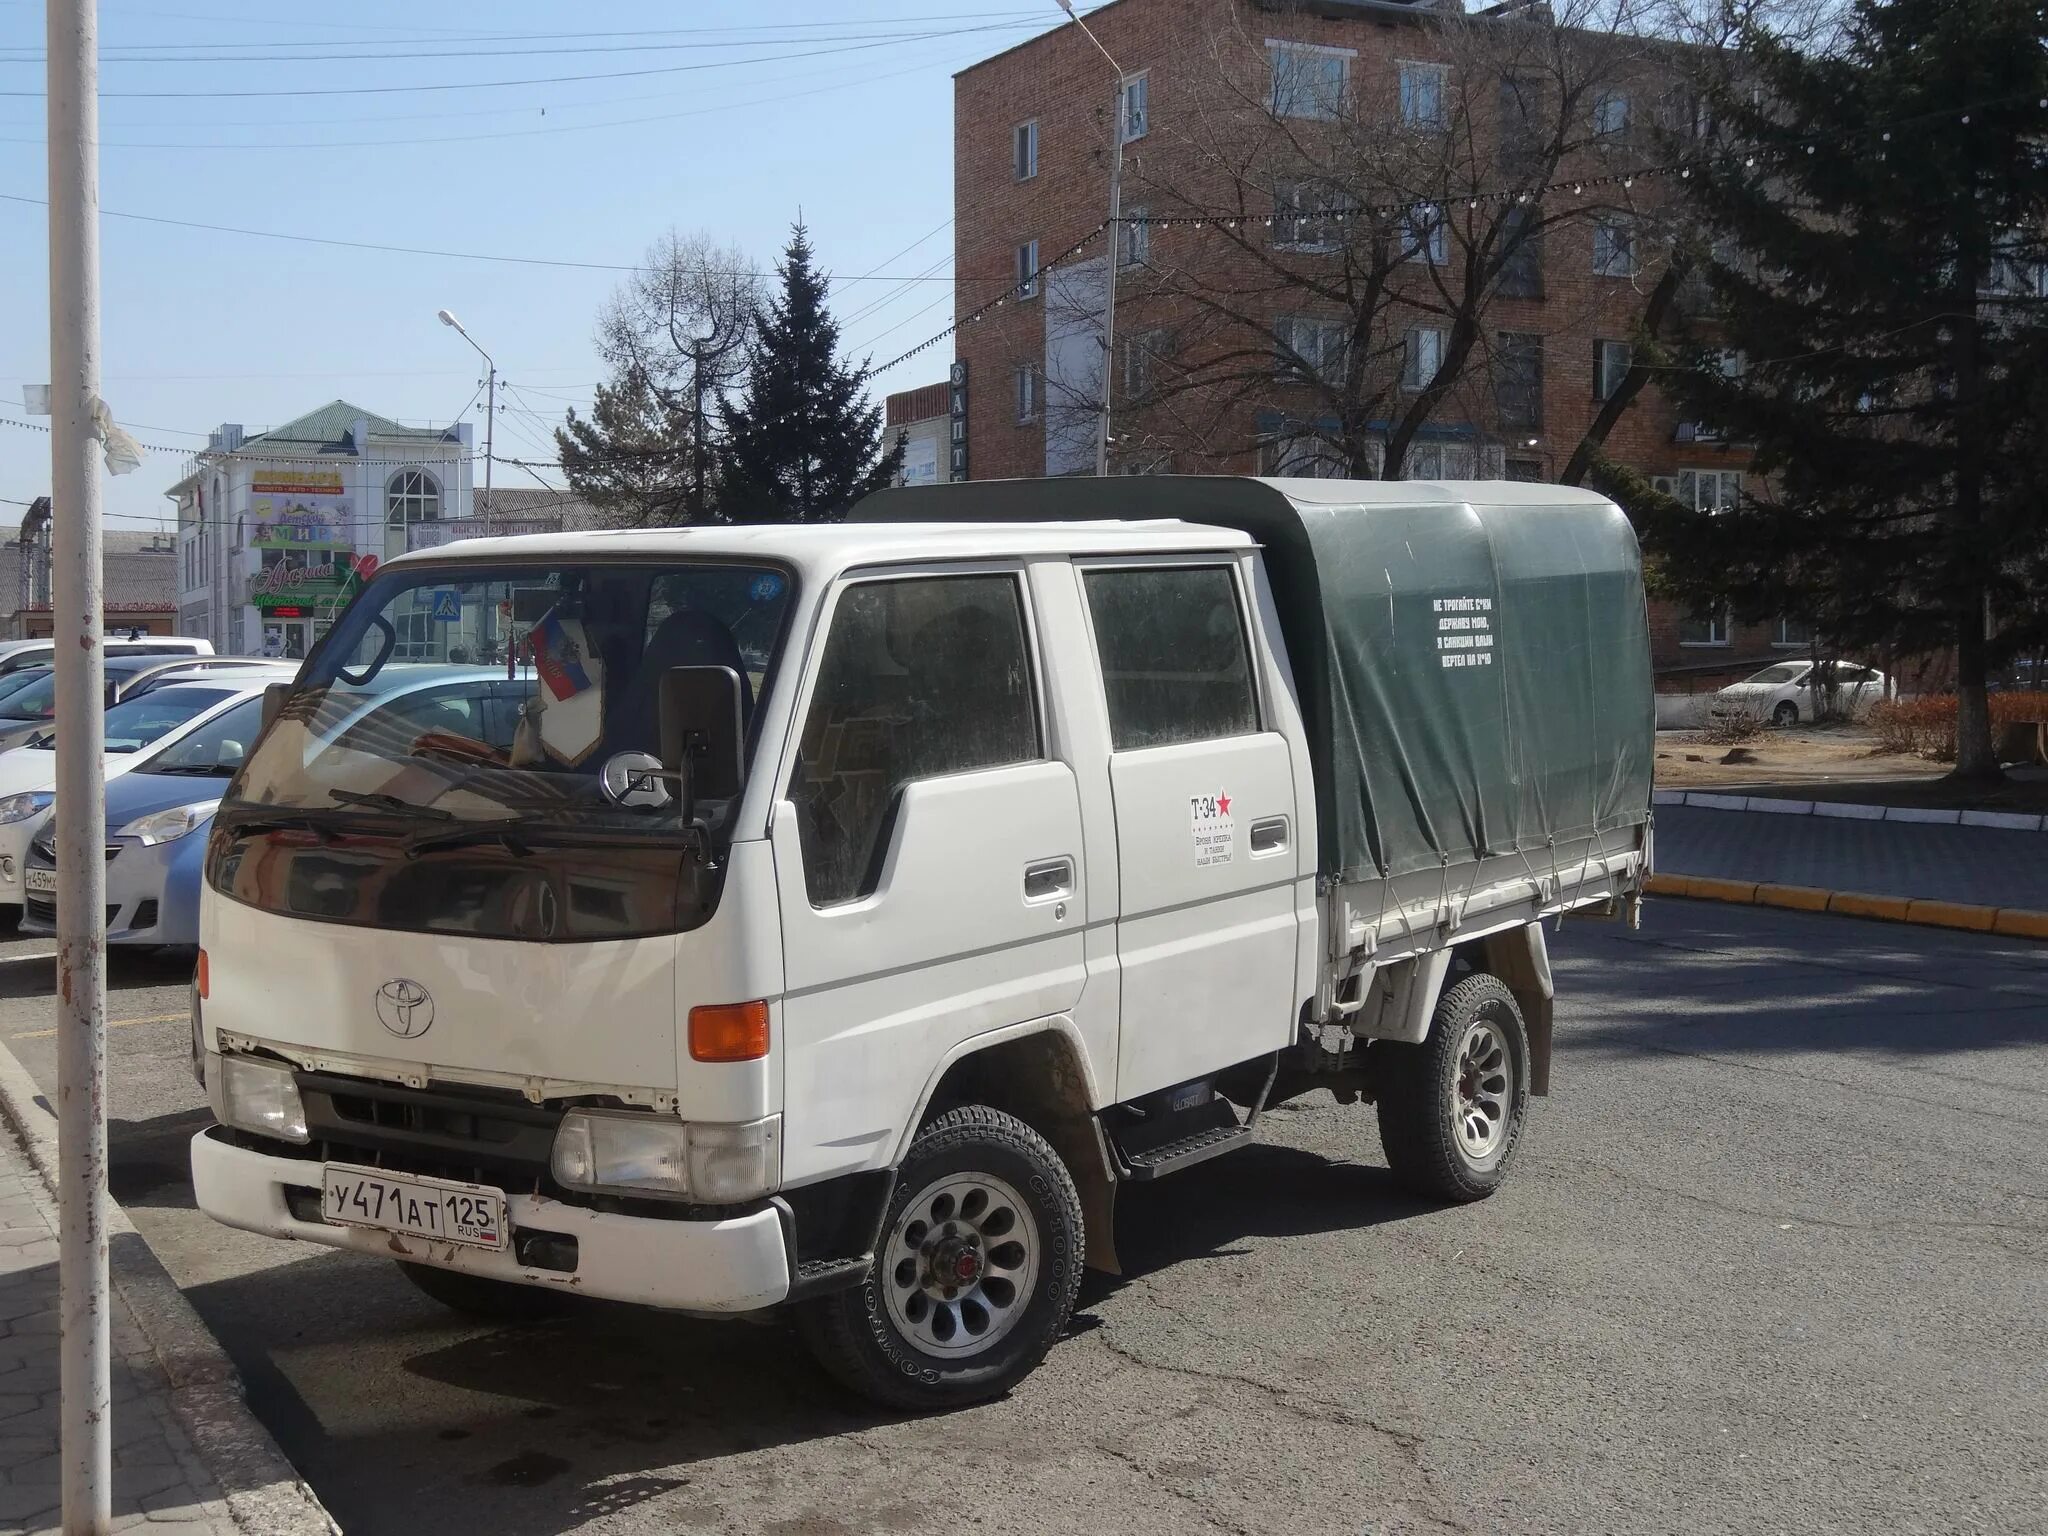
[406,516,559,552]
[250,468,352,550]
[247,552,378,613]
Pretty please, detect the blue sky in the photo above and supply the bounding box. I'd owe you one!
[0,1,1074,533]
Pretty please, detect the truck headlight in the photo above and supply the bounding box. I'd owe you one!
[117,801,218,846]
[214,1055,307,1144]
[549,1111,780,1202]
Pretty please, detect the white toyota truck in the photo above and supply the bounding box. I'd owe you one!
[190,476,1653,1409]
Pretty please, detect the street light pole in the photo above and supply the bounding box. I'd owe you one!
[46,0,113,1529]
[438,309,495,534]
[1056,0,1125,477]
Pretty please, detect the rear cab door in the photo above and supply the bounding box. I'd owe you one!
[1075,554,1309,1101]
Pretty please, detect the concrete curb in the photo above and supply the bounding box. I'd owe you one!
[1651,788,2048,831]
[0,1037,338,1536]
[1645,871,2048,939]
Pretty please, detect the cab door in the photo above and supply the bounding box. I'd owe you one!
[1078,559,1302,1102]
[770,566,1088,1185]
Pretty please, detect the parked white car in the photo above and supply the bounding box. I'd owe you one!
[0,668,295,907]
[1712,661,1888,726]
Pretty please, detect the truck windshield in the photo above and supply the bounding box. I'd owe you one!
[222,560,792,837]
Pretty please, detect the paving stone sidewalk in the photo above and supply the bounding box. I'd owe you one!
[0,1126,237,1536]
[1656,804,2048,911]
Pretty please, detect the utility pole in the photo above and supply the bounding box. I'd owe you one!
[1056,0,1125,477]
[46,0,113,1529]
[437,309,495,534]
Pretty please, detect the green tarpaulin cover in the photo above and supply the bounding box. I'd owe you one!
[854,476,1655,883]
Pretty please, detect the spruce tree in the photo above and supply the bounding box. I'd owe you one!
[720,223,902,522]
[1640,0,2048,781]
[555,368,702,528]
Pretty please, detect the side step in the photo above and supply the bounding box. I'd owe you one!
[1106,1098,1254,1182]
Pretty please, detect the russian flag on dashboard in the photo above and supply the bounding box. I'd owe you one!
[532,613,593,702]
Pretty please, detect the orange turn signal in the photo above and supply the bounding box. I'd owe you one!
[688,1001,770,1063]
[196,948,209,1000]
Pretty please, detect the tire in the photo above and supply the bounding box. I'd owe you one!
[397,1260,568,1322]
[1376,972,1531,1203]
[794,1105,1084,1411]
[1773,701,1798,727]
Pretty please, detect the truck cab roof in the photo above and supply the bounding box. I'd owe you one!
[377,517,1257,581]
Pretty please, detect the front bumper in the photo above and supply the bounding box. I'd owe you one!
[190,1126,792,1313]
[19,834,197,946]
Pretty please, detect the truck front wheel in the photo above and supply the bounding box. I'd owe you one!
[1376,972,1530,1202]
[794,1105,1084,1411]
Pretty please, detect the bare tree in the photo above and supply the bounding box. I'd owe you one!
[1099,0,1678,479]
[558,230,764,525]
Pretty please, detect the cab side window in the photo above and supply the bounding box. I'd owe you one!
[1084,566,1259,749]
[790,574,1039,907]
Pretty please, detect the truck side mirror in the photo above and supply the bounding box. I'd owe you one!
[658,665,745,824]
[260,683,294,732]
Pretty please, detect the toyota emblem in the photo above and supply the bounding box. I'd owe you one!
[375,978,434,1039]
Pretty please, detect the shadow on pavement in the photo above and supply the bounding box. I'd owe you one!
[170,1136,1436,1536]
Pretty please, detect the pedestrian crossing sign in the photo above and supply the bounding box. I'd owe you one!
[427,589,462,622]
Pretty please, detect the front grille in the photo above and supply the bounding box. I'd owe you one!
[23,894,117,926]
[296,1072,561,1192]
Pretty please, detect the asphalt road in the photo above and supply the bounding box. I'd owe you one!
[2,904,2044,1536]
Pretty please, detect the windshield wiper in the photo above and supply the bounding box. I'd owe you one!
[326,789,453,821]
[147,764,232,777]
[404,813,546,859]
[215,810,337,843]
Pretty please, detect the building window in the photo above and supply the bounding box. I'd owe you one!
[1506,457,1544,482]
[1678,608,1731,647]
[1594,339,1632,400]
[1121,71,1149,141]
[1013,120,1038,181]
[386,469,441,527]
[1592,216,1638,277]
[1014,239,1040,299]
[1264,431,1356,478]
[1402,202,1448,265]
[1014,366,1039,423]
[1405,443,1476,480]
[1402,327,1446,391]
[1498,205,1542,298]
[1775,617,1815,649]
[1592,90,1630,138]
[1119,207,1150,266]
[1652,469,1742,511]
[1274,314,1348,385]
[1122,331,1168,399]
[1273,181,1343,251]
[1496,332,1543,428]
[1269,40,1351,120]
[1399,62,1447,130]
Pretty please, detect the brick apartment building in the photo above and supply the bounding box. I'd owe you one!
[950,0,1820,684]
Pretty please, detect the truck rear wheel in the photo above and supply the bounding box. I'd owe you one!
[1376,972,1530,1202]
[794,1105,1083,1411]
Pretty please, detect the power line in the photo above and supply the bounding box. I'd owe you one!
[0,191,992,281]
[0,24,1022,99]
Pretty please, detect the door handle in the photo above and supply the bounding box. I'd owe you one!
[1023,857,1075,902]
[1249,815,1289,854]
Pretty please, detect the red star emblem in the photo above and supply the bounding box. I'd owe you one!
[1216,792,1232,815]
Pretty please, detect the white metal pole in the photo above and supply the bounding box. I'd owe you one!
[45,0,112,1530]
